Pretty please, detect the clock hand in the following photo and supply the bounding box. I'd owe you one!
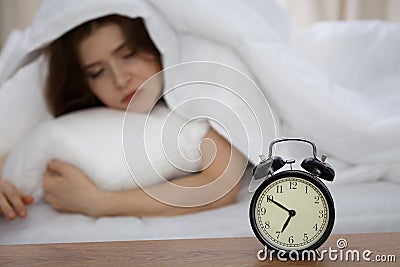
[269,198,290,212]
[281,215,292,233]
[281,210,296,233]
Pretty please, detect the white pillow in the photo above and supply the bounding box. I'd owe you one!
[2,103,208,201]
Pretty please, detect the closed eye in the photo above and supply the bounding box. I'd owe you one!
[123,49,137,59]
[88,69,104,79]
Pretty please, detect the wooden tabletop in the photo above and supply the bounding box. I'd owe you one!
[0,232,398,266]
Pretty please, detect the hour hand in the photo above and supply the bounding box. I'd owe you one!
[281,216,291,233]
[281,210,296,233]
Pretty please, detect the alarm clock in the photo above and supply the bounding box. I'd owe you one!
[249,138,335,253]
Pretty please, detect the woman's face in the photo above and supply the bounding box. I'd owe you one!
[78,23,163,112]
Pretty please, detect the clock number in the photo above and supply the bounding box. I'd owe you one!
[303,233,309,241]
[266,195,274,202]
[276,185,283,194]
[276,231,281,239]
[318,210,324,218]
[265,221,270,229]
[288,236,294,244]
[314,196,320,204]
[260,207,266,215]
[305,186,308,194]
[313,224,318,231]
[289,181,297,190]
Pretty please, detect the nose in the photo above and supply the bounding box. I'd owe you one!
[111,63,131,90]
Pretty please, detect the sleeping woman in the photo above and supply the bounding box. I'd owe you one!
[0,15,247,220]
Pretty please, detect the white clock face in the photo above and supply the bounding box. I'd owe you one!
[253,176,329,251]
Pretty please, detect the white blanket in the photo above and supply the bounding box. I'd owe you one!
[149,0,400,184]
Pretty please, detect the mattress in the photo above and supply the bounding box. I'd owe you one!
[1,175,399,245]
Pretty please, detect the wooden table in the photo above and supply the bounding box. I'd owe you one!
[0,233,398,266]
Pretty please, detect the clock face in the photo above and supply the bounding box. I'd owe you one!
[250,171,334,251]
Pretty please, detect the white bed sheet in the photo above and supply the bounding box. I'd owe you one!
[1,177,399,245]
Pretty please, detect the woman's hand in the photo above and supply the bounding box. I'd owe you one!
[43,160,103,217]
[0,179,34,220]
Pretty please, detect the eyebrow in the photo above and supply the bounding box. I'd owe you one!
[83,42,129,71]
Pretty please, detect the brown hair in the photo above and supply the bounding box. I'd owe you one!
[45,15,161,117]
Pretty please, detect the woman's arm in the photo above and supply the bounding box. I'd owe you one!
[98,127,247,217]
[44,128,248,217]
[0,154,34,220]
[0,154,8,174]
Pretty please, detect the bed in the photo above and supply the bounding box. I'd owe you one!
[1,170,399,244]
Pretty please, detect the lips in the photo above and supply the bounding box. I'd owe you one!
[122,90,137,103]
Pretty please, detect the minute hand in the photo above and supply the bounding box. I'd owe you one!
[269,198,290,212]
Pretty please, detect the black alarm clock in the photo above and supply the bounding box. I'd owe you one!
[249,138,335,254]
